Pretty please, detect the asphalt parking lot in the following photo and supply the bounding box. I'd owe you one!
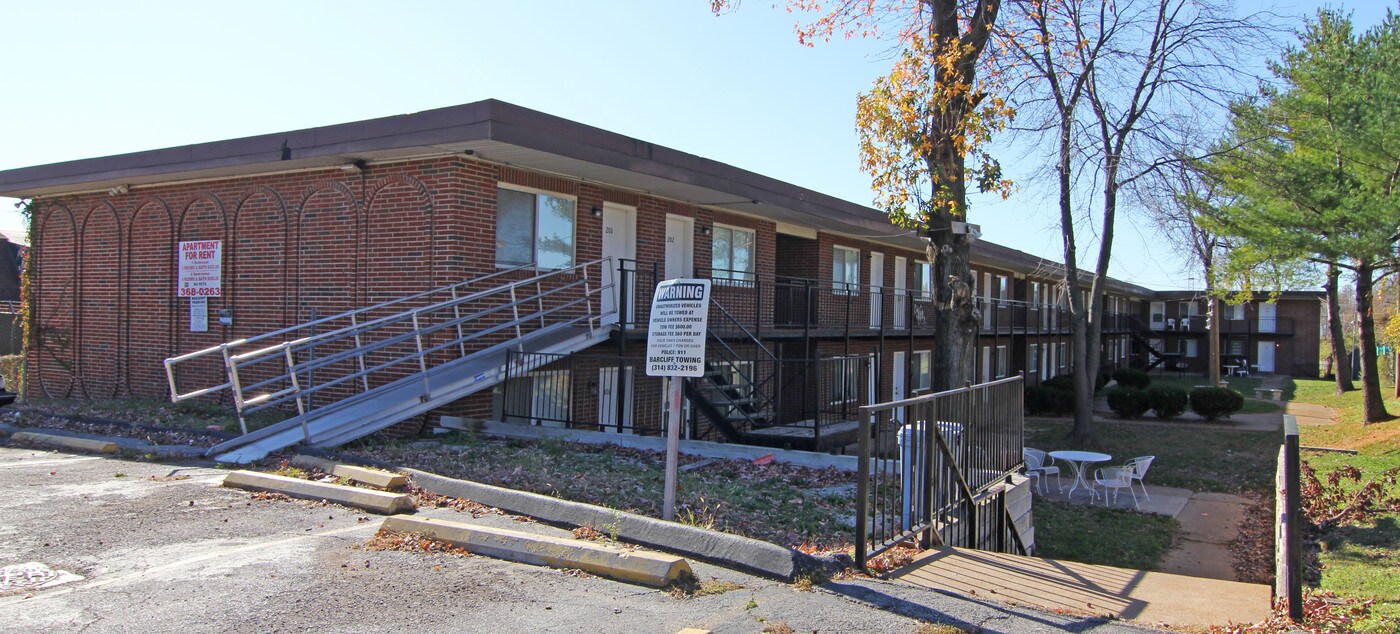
[0,445,1153,633]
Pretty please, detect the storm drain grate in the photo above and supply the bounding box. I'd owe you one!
[0,562,84,593]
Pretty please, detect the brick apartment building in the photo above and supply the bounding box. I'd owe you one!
[0,100,1323,456]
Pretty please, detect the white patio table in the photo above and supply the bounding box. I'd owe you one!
[1048,450,1112,501]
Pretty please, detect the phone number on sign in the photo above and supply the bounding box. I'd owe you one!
[179,288,222,297]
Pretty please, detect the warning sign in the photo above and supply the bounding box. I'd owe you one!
[645,279,711,377]
[177,240,222,297]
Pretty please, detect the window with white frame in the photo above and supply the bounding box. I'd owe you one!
[1058,342,1066,368]
[830,356,860,404]
[913,350,932,391]
[712,225,756,284]
[1029,344,1039,374]
[496,186,576,269]
[1226,303,1245,320]
[1184,339,1199,358]
[995,346,1008,378]
[914,261,933,301]
[833,246,860,294]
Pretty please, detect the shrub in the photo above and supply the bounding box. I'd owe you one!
[1146,385,1188,419]
[1190,387,1244,421]
[1112,368,1151,390]
[1025,385,1075,416]
[1106,387,1150,419]
[1044,372,1109,393]
[0,353,21,395]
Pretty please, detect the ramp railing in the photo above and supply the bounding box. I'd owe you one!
[165,259,615,435]
[855,375,1027,570]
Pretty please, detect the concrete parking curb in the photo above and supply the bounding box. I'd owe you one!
[403,468,817,581]
[292,455,407,490]
[380,515,692,587]
[9,431,120,454]
[222,470,416,515]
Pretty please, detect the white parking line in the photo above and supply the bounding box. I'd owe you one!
[0,456,104,469]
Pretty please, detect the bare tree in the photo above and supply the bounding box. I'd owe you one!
[995,0,1272,441]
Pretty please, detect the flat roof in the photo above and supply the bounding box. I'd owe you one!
[0,99,1194,298]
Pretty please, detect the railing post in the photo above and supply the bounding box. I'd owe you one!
[510,285,524,351]
[412,311,431,402]
[223,346,249,435]
[997,476,1010,552]
[451,285,467,358]
[583,260,596,336]
[855,406,872,570]
[351,313,369,393]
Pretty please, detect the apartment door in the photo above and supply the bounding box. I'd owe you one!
[1257,342,1276,373]
[597,366,634,433]
[1258,302,1277,333]
[601,203,636,326]
[1150,301,1166,330]
[893,257,908,329]
[892,351,906,422]
[869,252,884,329]
[664,215,694,280]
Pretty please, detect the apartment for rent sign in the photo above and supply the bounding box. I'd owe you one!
[177,240,222,297]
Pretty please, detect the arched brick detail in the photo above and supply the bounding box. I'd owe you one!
[361,173,436,387]
[174,192,230,393]
[33,204,79,398]
[232,185,293,336]
[296,180,359,321]
[126,197,176,396]
[78,202,123,398]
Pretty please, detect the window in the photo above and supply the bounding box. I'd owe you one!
[496,187,576,269]
[913,350,932,391]
[1226,303,1245,320]
[712,225,755,284]
[1029,344,1039,375]
[914,261,933,301]
[833,246,860,294]
[1228,338,1246,356]
[1184,339,1199,358]
[830,356,860,404]
[995,346,1008,378]
[1058,342,1067,368]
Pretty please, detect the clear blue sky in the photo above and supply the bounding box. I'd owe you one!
[0,1,1388,288]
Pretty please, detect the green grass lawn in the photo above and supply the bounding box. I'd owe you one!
[1026,418,1278,493]
[1032,500,1178,570]
[1147,375,1281,414]
[1289,378,1400,632]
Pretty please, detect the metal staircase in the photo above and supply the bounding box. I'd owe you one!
[1130,331,1171,370]
[165,259,617,463]
[685,299,780,443]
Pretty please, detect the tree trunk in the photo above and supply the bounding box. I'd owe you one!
[930,218,977,392]
[1355,262,1391,423]
[1325,263,1353,394]
[1208,294,1221,388]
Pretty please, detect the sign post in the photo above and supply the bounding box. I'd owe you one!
[645,279,711,521]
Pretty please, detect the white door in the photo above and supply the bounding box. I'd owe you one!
[1257,342,1276,373]
[664,215,694,280]
[597,366,634,433]
[982,272,994,330]
[893,257,908,329]
[892,351,906,422]
[869,253,884,328]
[601,203,636,326]
[1259,302,1277,333]
[1150,301,1166,330]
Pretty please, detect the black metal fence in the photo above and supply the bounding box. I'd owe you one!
[855,376,1027,569]
[0,301,21,357]
[1277,414,1304,622]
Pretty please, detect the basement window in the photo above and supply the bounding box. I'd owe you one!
[496,186,576,269]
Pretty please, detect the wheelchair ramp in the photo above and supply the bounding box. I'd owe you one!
[208,323,608,463]
[892,547,1270,628]
[165,259,618,464]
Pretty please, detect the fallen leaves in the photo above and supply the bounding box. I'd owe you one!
[360,529,474,558]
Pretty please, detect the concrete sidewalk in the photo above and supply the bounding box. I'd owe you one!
[893,546,1271,628]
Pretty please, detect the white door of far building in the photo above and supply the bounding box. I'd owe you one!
[664,215,694,280]
[597,366,634,433]
[869,252,884,329]
[601,203,636,326]
[892,351,906,422]
[1256,342,1276,373]
[893,257,908,329]
[1258,302,1277,334]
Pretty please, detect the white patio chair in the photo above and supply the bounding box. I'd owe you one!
[1094,465,1139,509]
[1124,455,1155,500]
[1023,447,1062,494]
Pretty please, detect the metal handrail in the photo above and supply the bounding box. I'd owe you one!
[167,258,614,434]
